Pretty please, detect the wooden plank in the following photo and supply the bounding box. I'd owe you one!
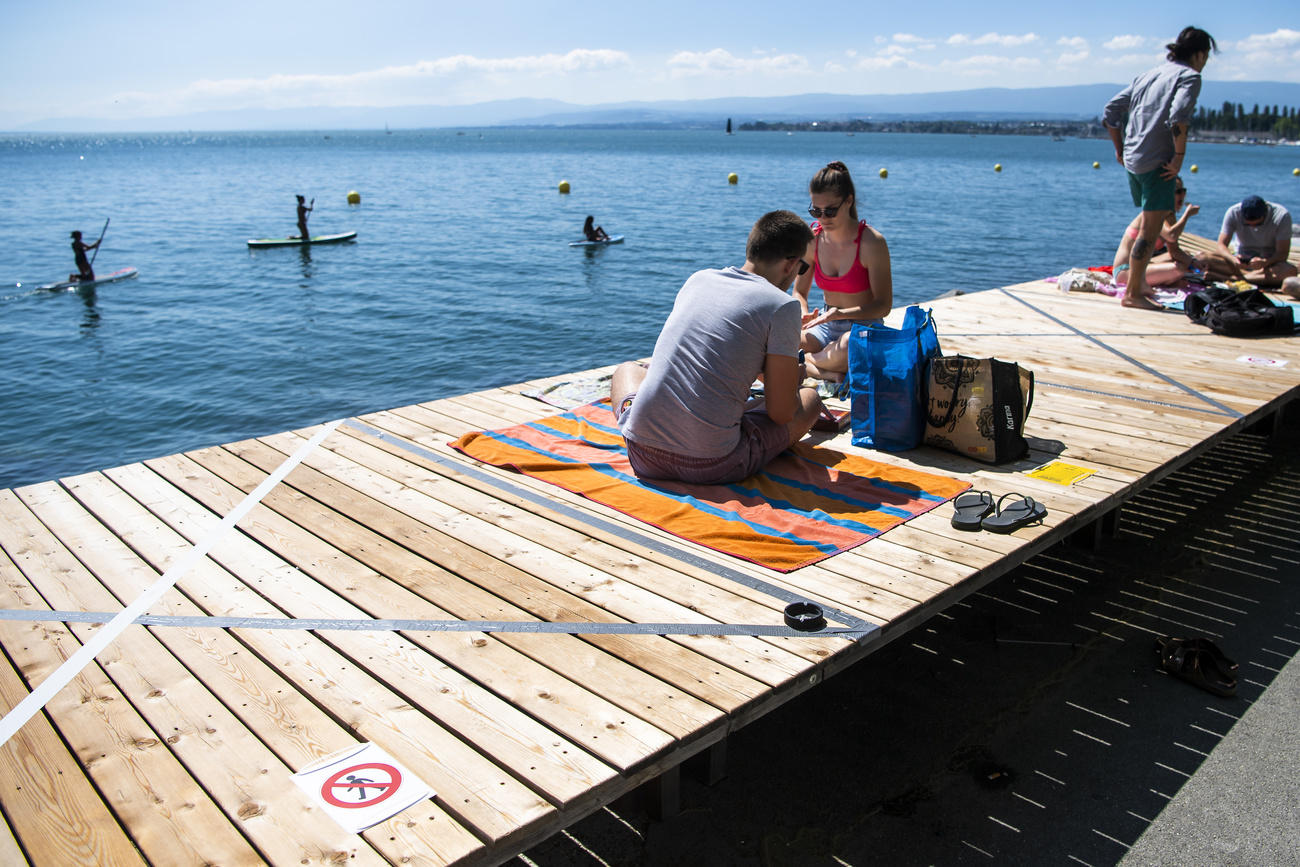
[83,459,622,814]
[0,490,387,866]
[245,431,785,714]
[14,481,487,864]
[0,544,258,865]
[58,467,552,851]
[0,589,146,867]
[171,445,677,774]
[223,436,741,740]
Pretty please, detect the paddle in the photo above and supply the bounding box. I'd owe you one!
[88,217,109,267]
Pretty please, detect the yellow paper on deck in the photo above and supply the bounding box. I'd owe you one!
[1026,461,1095,486]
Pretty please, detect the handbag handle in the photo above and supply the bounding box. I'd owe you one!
[925,356,964,429]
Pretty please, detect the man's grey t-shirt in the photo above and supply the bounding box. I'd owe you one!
[1103,60,1202,175]
[621,266,801,459]
[1220,202,1293,259]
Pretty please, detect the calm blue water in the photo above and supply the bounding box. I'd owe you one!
[2,129,1297,488]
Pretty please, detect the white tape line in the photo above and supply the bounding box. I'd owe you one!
[0,419,343,748]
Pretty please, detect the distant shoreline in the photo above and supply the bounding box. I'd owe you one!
[739,118,1298,146]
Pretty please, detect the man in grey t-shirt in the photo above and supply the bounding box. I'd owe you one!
[611,210,824,485]
[1217,195,1297,288]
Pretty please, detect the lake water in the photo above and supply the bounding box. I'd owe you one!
[2,128,1297,488]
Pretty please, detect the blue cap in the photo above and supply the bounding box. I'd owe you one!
[1241,195,1267,221]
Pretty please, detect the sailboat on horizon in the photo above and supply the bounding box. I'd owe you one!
[726,117,733,135]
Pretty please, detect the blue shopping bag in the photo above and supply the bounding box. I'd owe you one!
[847,306,941,452]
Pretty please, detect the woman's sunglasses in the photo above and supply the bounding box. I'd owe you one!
[807,199,845,219]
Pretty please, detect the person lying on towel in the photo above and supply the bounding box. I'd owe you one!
[610,210,825,485]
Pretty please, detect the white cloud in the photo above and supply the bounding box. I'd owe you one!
[1058,36,1088,50]
[855,55,923,72]
[1096,52,1160,68]
[1057,51,1091,66]
[892,33,929,45]
[1234,27,1300,51]
[1104,35,1147,51]
[1219,28,1300,83]
[941,54,1042,76]
[106,49,633,114]
[666,48,810,77]
[948,32,1040,47]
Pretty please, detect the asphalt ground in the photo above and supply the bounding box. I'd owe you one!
[513,416,1300,867]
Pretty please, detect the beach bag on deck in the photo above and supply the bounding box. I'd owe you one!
[924,356,1035,464]
[846,306,941,452]
[1187,287,1293,337]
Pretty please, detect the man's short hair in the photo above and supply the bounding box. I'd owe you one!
[1241,195,1267,222]
[746,210,813,264]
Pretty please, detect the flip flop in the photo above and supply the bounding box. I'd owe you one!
[1160,643,1237,697]
[951,490,995,530]
[980,493,1048,534]
[1156,637,1238,679]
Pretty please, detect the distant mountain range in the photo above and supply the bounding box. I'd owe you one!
[12,82,1300,133]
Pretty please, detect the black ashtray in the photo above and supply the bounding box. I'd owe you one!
[783,602,826,632]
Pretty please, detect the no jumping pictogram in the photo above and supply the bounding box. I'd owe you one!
[320,762,402,808]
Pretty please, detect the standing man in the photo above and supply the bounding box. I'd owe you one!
[1216,195,1297,288]
[69,230,100,282]
[295,194,314,241]
[1104,26,1216,309]
[610,210,824,485]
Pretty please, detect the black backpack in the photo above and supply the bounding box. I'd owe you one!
[1185,287,1294,337]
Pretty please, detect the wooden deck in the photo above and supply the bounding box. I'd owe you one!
[2,270,1299,865]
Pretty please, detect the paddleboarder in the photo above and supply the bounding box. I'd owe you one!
[295,195,314,241]
[69,229,101,282]
[583,216,610,242]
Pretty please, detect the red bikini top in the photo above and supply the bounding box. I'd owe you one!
[812,221,872,295]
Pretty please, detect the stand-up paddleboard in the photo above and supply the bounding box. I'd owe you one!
[35,266,139,292]
[568,235,624,247]
[247,230,357,248]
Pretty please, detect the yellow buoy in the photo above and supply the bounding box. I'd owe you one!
[994,163,1002,172]
[346,190,361,204]
[879,167,888,179]
[1190,165,1198,173]
[1092,161,1100,169]
[558,180,570,194]
[727,172,738,185]
[1293,167,1299,176]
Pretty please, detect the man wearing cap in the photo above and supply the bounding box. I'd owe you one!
[1217,195,1297,288]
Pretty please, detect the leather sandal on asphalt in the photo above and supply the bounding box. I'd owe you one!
[1156,636,1238,680]
[951,490,995,530]
[980,493,1048,533]
[1159,642,1237,697]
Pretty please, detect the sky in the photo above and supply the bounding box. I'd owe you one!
[2,1,1298,126]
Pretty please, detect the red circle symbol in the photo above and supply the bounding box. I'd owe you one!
[320,762,402,808]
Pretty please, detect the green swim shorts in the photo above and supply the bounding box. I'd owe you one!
[1127,168,1176,213]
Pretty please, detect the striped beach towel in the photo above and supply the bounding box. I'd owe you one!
[451,401,969,571]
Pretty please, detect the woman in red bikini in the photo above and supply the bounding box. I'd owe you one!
[792,161,893,381]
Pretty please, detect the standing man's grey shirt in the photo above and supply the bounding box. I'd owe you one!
[1104,61,1202,175]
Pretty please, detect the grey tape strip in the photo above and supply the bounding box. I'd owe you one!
[997,287,1242,419]
[0,609,867,639]
[342,418,875,636]
[1036,379,1224,415]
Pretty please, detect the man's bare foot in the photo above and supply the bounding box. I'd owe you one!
[1121,291,1162,310]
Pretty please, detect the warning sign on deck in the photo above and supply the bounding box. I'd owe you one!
[292,742,434,833]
